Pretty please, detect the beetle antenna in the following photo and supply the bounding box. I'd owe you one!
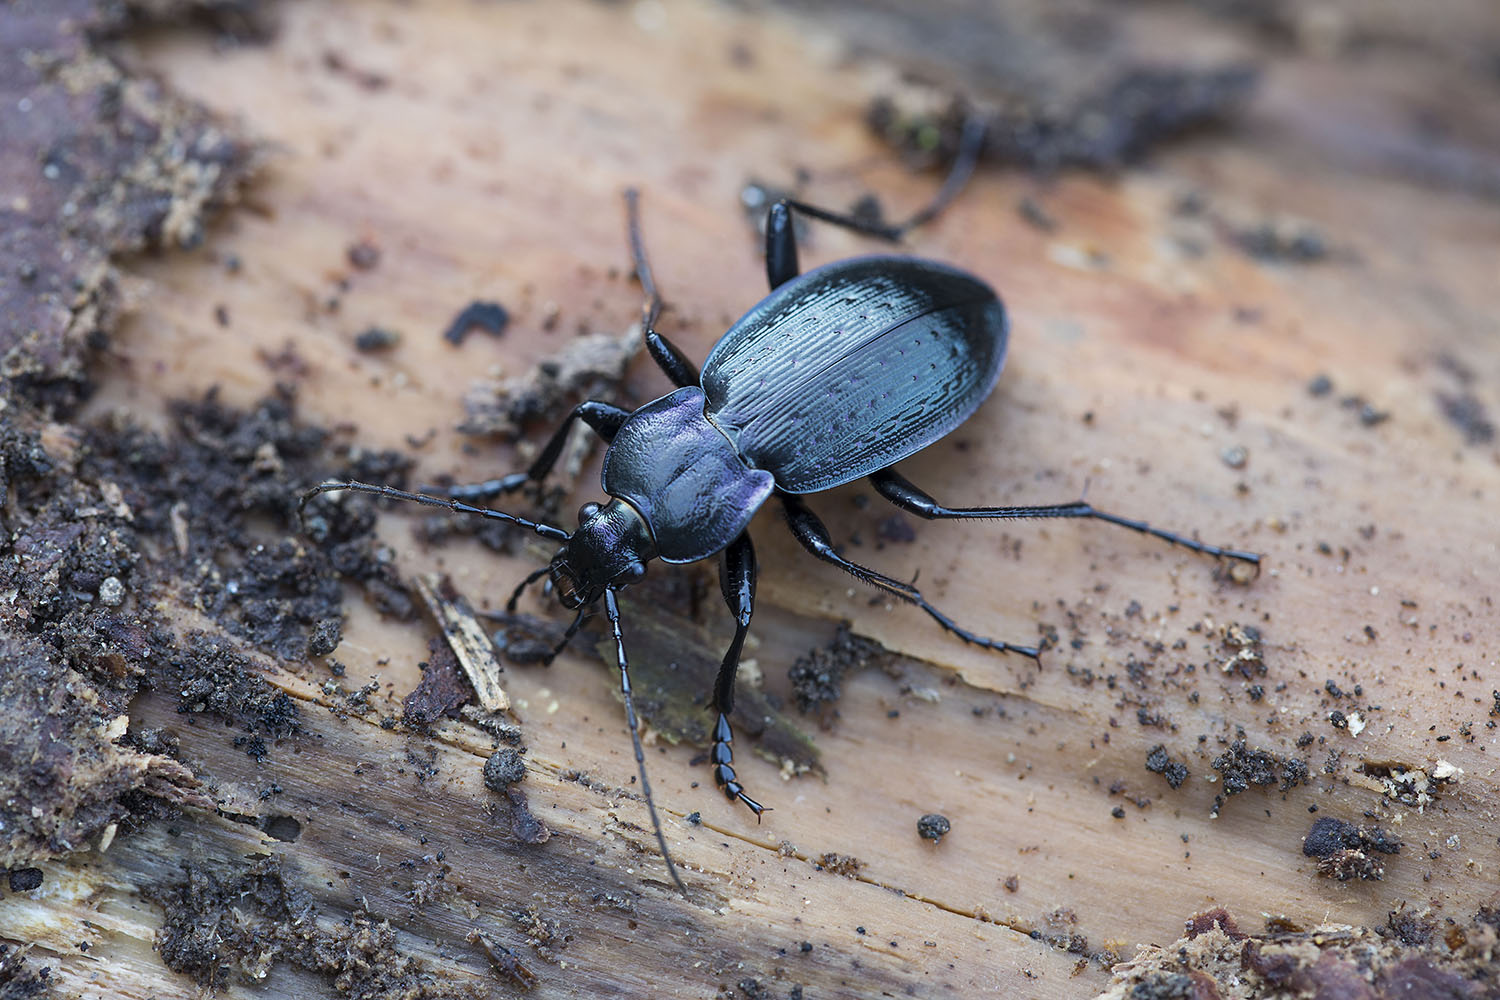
[604,588,690,897]
[299,480,571,542]
[506,565,552,613]
[623,188,663,332]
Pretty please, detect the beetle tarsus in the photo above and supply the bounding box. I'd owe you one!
[712,713,766,818]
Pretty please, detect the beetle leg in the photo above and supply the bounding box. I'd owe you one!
[603,589,690,896]
[764,200,800,290]
[870,468,1262,568]
[710,532,767,818]
[781,494,1040,659]
[541,606,592,665]
[504,564,552,613]
[624,189,701,388]
[429,400,631,503]
[763,114,988,285]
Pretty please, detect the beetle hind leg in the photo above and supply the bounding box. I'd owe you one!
[710,532,769,818]
[870,469,1262,569]
[781,494,1041,660]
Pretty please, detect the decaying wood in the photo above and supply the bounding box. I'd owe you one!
[3,1,1499,998]
[414,572,510,713]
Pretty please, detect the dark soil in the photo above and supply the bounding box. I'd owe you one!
[869,65,1257,173]
[0,0,257,414]
[787,624,893,722]
[1111,905,1499,1000]
[142,855,485,998]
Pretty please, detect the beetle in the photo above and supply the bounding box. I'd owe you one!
[303,125,1260,893]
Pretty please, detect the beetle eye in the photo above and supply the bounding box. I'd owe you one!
[615,562,646,585]
[578,502,602,524]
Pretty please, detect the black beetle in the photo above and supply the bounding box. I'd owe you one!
[303,126,1259,893]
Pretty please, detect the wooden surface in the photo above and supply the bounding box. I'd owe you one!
[7,1,1500,997]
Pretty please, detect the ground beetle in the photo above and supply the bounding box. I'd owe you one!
[303,123,1260,894]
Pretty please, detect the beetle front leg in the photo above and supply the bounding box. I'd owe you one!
[782,494,1040,659]
[624,189,700,388]
[710,532,766,818]
[870,468,1261,568]
[430,400,631,503]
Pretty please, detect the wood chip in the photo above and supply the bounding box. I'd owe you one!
[414,572,510,713]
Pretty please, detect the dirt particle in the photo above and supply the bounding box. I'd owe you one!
[346,240,381,271]
[815,853,863,877]
[916,813,951,843]
[1145,745,1190,789]
[306,618,342,658]
[97,575,125,606]
[504,787,550,845]
[1316,849,1384,881]
[442,300,510,346]
[1220,623,1264,677]
[483,748,528,792]
[788,625,892,720]
[1233,219,1328,262]
[875,514,916,545]
[1387,907,1434,947]
[1017,195,1057,232]
[7,867,43,893]
[353,326,401,352]
[1436,391,1495,445]
[1209,740,1308,816]
[736,978,771,1000]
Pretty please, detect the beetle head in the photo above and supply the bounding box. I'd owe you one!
[549,498,656,608]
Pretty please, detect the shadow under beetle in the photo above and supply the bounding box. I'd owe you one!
[303,124,1260,894]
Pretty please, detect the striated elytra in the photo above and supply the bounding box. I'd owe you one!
[604,255,1007,564]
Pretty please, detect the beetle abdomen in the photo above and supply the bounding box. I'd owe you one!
[702,257,1007,493]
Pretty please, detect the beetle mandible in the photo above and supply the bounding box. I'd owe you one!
[303,123,1261,894]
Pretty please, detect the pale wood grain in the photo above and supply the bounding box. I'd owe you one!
[12,1,1498,997]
